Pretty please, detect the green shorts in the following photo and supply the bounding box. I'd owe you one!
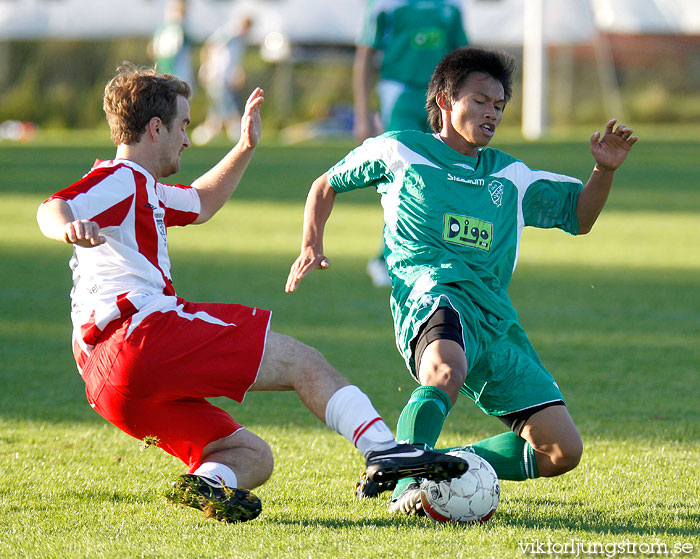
[396,282,564,417]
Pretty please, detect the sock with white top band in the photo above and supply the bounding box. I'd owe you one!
[193,462,238,488]
[324,385,396,457]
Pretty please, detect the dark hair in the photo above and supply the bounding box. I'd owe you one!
[426,47,515,132]
[103,62,191,146]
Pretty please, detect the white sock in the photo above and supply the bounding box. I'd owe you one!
[193,462,238,488]
[324,385,397,457]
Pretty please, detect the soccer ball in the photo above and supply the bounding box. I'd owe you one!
[420,451,500,523]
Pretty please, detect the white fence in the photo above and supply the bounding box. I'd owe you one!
[1,0,698,44]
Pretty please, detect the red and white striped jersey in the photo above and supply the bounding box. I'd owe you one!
[46,158,201,364]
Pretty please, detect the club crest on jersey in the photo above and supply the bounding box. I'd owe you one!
[488,181,503,207]
[154,209,167,244]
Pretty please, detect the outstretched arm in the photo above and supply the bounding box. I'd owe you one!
[192,87,264,224]
[285,173,337,293]
[37,198,105,247]
[577,119,638,234]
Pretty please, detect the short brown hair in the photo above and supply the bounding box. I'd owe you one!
[426,47,515,133]
[103,63,191,146]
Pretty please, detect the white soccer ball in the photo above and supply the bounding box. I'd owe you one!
[420,450,500,523]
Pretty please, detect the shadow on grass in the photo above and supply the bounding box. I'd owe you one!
[253,508,698,537]
[495,497,700,537]
[11,488,154,507]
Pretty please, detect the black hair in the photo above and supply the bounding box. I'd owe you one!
[426,47,515,132]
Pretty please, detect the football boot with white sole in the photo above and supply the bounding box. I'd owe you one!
[387,482,425,516]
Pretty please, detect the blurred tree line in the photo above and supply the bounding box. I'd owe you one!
[0,39,359,132]
[0,39,150,129]
[0,36,698,133]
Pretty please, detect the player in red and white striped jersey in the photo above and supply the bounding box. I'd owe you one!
[36,63,467,523]
[44,157,201,368]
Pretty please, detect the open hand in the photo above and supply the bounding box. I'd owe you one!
[240,87,264,150]
[590,119,638,171]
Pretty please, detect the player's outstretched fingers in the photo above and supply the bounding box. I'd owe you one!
[618,125,638,146]
[244,87,264,111]
[285,254,330,292]
[604,118,617,135]
[285,257,309,293]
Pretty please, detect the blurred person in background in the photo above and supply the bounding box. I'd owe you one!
[354,0,468,287]
[149,0,195,89]
[193,16,253,145]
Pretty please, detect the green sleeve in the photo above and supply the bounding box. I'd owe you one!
[522,180,582,234]
[327,141,394,194]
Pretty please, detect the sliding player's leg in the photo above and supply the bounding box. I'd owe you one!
[252,331,468,489]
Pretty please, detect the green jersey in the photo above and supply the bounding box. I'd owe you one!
[151,21,194,85]
[358,0,468,89]
[328,130,583,372]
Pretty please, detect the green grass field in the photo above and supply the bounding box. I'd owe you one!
[1,133,698,558]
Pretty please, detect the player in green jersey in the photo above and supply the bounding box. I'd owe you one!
[353,0,468,140]
[148,0,194,89]
[354,0,468,287]
[286,47,638,515]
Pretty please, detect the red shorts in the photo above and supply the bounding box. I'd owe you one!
[80,299,271,472]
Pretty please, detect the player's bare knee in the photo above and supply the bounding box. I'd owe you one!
[446,362,467,388]
[564,437,583,470]
[258,332,344,390]
[435,363,465,395]
[298,343,344,384]
[549,439,583,476]
[240,435,274,486]
[419,362,465,402]
[254,441,274,483]
[305,344,330,370]
[201,429,274,486]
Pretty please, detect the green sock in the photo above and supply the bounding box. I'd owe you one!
[392,386,452,499]
[443,431,539,481]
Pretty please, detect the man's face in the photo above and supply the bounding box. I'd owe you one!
[158,95,191,178]
[442,72,505,156]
